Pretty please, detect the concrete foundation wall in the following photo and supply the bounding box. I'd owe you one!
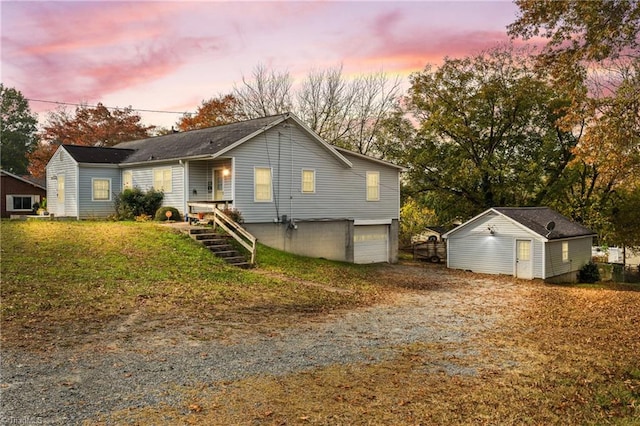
[545,269,579,284]
[390,219,399,263]
[244,219,354,263]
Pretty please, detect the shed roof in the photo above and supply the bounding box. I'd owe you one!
[493,207,595,240]
[443,207,596,241]
[63,145,135,164]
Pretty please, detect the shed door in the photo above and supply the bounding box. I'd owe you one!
[354,225,389,264]
[515,239,533,279]
[56,174,65,216]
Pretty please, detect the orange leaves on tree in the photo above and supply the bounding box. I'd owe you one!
[26,103,154,178]
[176,94,242,131]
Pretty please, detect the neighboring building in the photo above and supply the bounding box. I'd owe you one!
[1,170,46,218]
[45,113,403,264]
[411,226,450,243]
[442,207,596,283]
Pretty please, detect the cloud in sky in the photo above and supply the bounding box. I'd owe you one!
[1,1,522,127]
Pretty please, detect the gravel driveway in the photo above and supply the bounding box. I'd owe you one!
[1,265,531,425]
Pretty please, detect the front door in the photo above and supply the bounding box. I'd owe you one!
[515,239,533,279]
[56,174,65,216]
[213,168,224,200]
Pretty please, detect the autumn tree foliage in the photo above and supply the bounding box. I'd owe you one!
[27,103,154,178]
[509,0,640,246]
[176,94,242,131]
[508,0,640,64]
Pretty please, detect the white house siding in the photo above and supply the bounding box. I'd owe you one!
[77,166,120,219]
[45,147,79,218]
[447,211,544,278]
[121,162,185,214]
[545,237,593,279]
[228,123,400,224]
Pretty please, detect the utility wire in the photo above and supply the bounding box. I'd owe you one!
[26,98,192,115]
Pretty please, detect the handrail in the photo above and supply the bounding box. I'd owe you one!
[212,207,257,265]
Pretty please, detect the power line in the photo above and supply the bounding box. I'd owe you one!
[26,98,192,115]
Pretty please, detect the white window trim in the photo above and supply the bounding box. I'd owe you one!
[301,169,316,194]
[153,167,172,193]
[6,195,40,211]
[562,241,569,263]
[122,170,133,190]
[366,171,380,201]
[92,178,112,202]
[254,167,273,202]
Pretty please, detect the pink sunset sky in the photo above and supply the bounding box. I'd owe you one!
[1,1,524,129]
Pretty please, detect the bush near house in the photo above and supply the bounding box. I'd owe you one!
[114,187,163,220]
[579,261,601,283]
[155,206,182,222]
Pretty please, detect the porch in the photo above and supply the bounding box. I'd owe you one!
[184,158,233,214]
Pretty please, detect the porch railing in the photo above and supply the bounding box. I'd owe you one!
[189,202,256,265]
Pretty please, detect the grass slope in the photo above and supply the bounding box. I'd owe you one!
[1,221,381,346]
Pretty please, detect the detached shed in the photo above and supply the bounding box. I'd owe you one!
[442,207,596,283]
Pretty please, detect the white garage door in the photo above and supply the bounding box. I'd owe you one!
[354,225,389,264]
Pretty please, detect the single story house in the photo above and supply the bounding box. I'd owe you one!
[442,207,596,282]
[45,113,403,264]
[1,170,46,218]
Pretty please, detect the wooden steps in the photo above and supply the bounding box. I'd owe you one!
[187,227,252,268]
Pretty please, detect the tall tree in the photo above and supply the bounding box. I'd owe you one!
[176,94,242,131]
[233,65,293,119]
[27,103,154,178]
[404,46,579,222]
[508,0,640,64]
[233,64,402,157]
[509,1,640,244]
[0,85,38,175]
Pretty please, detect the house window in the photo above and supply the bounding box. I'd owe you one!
[366,171,379,201]
[562,241,569,262]
[122,171,132,190]
[92,178,111,201]
[153,168,172,192]
[6,195,39,211]
[302,169,315,193]
[254,167,272,202]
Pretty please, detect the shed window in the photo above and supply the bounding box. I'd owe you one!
[366,171,379,201]
[254,167,272,202]
[517,240,531,261]
[153,168,172,192]
[302,169,315,193]
[92,179,111,201]
[562,241,569,262]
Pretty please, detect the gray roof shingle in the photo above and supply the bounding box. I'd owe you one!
[493,207,595,240]
[114,115,282,163]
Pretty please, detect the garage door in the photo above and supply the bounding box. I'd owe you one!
[354,225,389,264]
